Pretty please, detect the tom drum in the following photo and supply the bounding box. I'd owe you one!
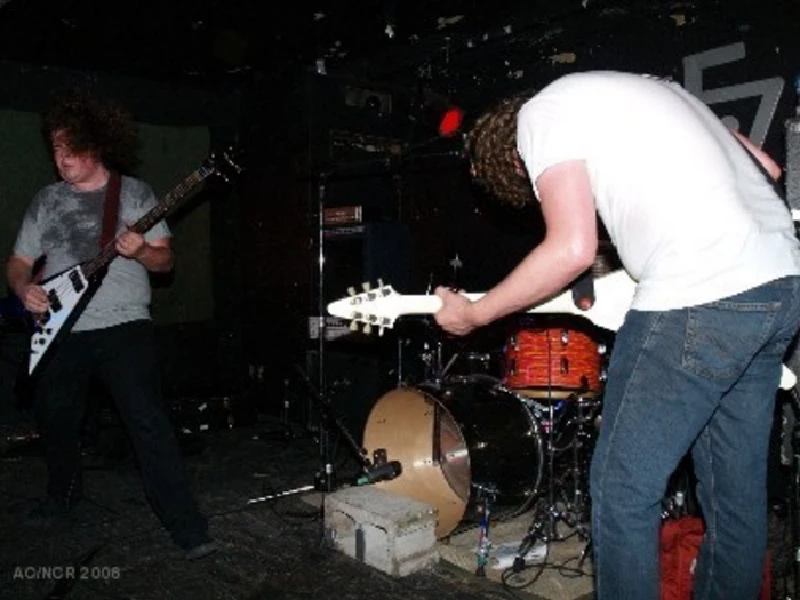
[504,317,602,399]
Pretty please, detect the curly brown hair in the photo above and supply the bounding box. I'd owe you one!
[468,89,538,208]
[41,86,139,174]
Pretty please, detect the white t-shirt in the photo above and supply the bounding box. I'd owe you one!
[517,70,800,310]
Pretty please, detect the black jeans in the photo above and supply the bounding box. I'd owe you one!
[33,320,209,548]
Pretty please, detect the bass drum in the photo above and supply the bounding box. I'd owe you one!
[362,377,543,538]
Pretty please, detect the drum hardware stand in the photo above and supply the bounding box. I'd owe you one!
[570,396,596,527]
[790,386,800,600]
[513,391,598,572]
[511,408,566,572]
[448,253,463,289]
[511,499,549,573]
[256,378,302,442]
[472,483,497,577]
[420,339,446,386]
[577,537,593,570]
[571,398,594,572]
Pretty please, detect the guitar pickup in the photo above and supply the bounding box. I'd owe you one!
[69,270,85,293]
[46,290,62,313]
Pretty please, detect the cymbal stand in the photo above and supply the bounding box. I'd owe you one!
[570,397,596,569]
[511,398,573,572]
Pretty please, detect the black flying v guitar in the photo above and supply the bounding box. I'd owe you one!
[26,148,241,377]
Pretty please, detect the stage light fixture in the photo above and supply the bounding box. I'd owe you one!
[438,106,465,138]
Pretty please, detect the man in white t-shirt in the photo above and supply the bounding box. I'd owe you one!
[434,71,800,599]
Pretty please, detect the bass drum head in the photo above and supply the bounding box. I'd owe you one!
[435,378,542,511]
[362,380,542,538]
[362,387,467,538]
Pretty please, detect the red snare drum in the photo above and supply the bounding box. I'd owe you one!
[504,322,601,399]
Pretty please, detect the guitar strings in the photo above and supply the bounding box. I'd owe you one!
[34,159,228,326]
[37,166,214,319]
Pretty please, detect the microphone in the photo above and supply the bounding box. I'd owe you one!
[354,461,402,486]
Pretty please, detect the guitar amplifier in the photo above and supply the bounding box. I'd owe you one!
[319,222,410,305]
[308,316,352,340]
[786,117,800,209]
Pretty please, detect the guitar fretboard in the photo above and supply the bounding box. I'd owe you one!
[83,166,214,279]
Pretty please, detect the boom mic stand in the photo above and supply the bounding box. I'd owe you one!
[314,170,333,492]
[247,365,397,543]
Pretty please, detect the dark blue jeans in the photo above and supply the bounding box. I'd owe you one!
[590,276,800,600]
[33,320,209,549]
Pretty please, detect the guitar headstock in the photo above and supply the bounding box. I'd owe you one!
[206,146,244,182]
[326,280,400,335]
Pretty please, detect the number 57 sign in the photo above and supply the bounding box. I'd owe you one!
[683,41,785,146]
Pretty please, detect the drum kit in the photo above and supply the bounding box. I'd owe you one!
[361,307,612,572]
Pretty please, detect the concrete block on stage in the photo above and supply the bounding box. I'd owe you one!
[324,485,439,577]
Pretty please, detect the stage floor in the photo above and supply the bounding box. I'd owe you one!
[0,416,791,600]
[0,418,588,600]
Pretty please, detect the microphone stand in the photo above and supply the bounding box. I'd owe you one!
[315,170,333,493]
[247,365,392,498]
[246,365,378,546]
[251,158,407,545]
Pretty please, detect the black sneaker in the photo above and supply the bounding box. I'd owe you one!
[184,540,220,561]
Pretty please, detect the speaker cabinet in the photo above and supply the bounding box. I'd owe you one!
[320,222,411,306]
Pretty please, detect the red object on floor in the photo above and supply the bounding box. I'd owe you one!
[660,517,771,599]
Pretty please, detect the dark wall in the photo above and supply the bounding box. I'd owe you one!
[430,2,799,161]
[233,0,800,422]
[0,62,245,402]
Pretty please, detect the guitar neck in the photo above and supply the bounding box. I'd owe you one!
[82,167,213,279]
[389,294,485,315]
[396,271,634,331]
[389,292,585,317]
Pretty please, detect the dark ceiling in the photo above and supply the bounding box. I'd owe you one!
[0,0,641,86]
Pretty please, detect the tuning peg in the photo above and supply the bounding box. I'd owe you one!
[350,321,359,332]
[377,278,384,287]
[363,323,372,335]
[377,326,385,337]
[362,282,371,292]
[347,286,356,296]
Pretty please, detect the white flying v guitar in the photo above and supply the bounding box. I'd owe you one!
[26,148,242,376]
[327,270,798,391]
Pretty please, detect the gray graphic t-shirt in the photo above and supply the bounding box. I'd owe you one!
[13,176,171,331]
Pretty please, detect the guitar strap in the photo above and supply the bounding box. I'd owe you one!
[100,171,122,250]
